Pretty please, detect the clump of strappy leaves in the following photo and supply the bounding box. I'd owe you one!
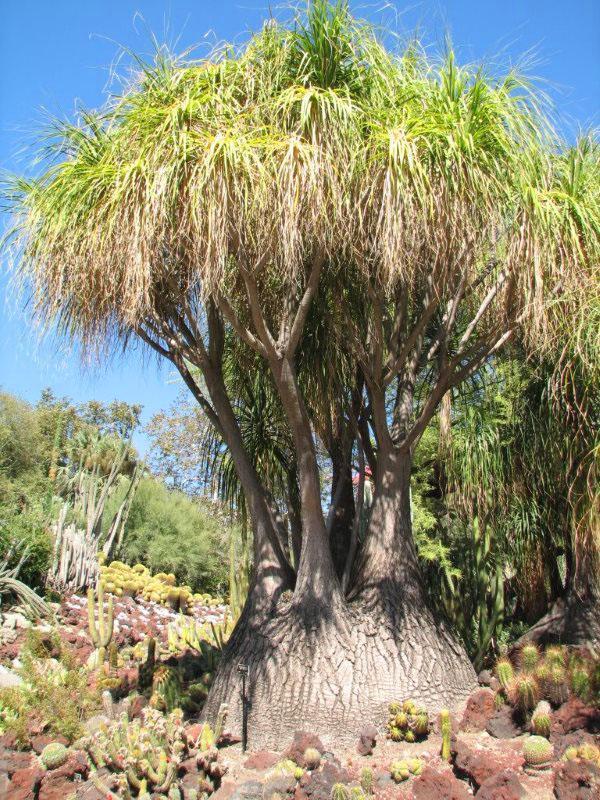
[386,700,429,743]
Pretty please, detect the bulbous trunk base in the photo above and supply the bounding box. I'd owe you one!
[204,596,476,750]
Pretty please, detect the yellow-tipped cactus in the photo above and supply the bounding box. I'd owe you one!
[87,581,114,665]
[440,709,452,761]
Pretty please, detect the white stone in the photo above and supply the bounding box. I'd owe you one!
[0,664,22,688]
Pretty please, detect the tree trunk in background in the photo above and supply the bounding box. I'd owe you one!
[328,443,355,579]
[204,447,476,749]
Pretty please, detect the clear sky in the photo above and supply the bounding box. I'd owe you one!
[1,0,598,453]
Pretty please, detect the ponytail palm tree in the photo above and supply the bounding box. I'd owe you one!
[3,1,598,746]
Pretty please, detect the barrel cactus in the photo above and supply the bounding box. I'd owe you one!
[520,644,540,673]
[303,748,321,770]
[511,674,540,713]
[495,657,514,689]
[523,736,554,771]
[531,700,552,738]
[40,742,69,770]
[390,761,410,782]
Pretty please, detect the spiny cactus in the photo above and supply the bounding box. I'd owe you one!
[440,709,452,762]
[571,666,591,701]
[108,641,119,672]
[388,701,401,715]
[494,692,505,710]
[138,637,156,691]
[544,664,569,707]
[40,742,68,770]
[495,657,514,689]
[523,736,554,770]
[360,767,373,795]
[84,708,189,796]
[151,666,183,713]
[349,788,365,800]
[331,783,350,800]
[390,761,410,783]
[87,581,114,666]
[544,645,566,668]
[407,758,423,776]
[531,709,551,738]
[520,644,540,673]
[510,674,540,713]
[577,744,600,766]
[303,748,321,770]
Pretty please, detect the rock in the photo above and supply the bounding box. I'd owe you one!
[284,732,325,765]
[0,771,10,798]
[0,664,23,688]
[300,762,349,800]
[460,689,496,732]
[127,694,148,720]
[412,766,471,799]
[486,707,523,739]
[31,734,69,755]
[454,739,523,789]
[553,758,600,799]
[38,771,78,800]
[478,670,493,686]
[245,751,281,771]
[475,769,525,799]
[356,724,377,756]
[7,764,45,800]
[0,747,33,775]
[552,697,600,735]
[51,750,89,781]
[229,780,265,800]
[211,780,237,800]
[263,774,296,800]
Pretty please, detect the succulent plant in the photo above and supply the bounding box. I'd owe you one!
[544,664,569,707]
[494,692,505,710]
[520,644,540,673]
[544,645,566,668]
[360,767,373,794]
[138,637,156,691]
[404,730,416,743]
[402,700,417,715]
[331,783,350,800]
[577,744,600,766]
[531,710,551,738]
[151,666,183,713]
[388,701,401,715]
[523,736,554,770]
[495,658,514,689]
[303,747,321,770]
[40,742,69,770]
[390,761,410,783]
[386,700,429,742]
[87,581,114,666]
[510,674,540,713]
[407,758,423,776]
[439,709,452,762]
[570,666,591,701]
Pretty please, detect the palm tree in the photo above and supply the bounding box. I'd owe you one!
[3,1,597,746]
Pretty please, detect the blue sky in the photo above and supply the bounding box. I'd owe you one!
[1,0,598,453]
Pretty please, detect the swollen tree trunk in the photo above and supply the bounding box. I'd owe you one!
[204,446,476,750]
[328,441,355,579]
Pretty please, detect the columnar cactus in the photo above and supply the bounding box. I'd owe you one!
[40,742,69,770]
[495,657,514,689]
[520,644,540,673]
[151,666,183,713]
[360,767,373,794]
[439,709,452,762]
[87,580,114,665]
[510,674,540,713]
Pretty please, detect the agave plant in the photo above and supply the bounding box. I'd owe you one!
[0,540,50,618]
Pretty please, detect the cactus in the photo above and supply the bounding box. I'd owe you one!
[545,664,569,707]
[495,657,514,689]
[108,641,119,672]
[578,744,600,765]
[331,784,350,800]
[523,736,554,770]
[303,748,321,770]
[563,746,579,761]
[360,767,373,795]
[402,700,417,715]
[440,709,452,761]
[571,666,591,701]
[294,767,304,781]
[390,761,410,782]
[387,700,429,742]
[151,666,183,713]
[531,710,551,738]
[494,692,505,710]
[404,730,415,743]
[87,581,114,665]
[102,689,115,719]
[407,758,423,776]
[520,644,540,673]
[544,645,566,667]
[138,637,156,691]
[388,701,401,715]
[510,674,540,713]
[40,742,69,770]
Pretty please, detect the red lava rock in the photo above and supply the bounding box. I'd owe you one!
[30,734,69,755]
[284,731,325,765]
[454,738,524,789]
[300,762,349,800]
[0,730,21,750]
[179,756,200,775]
[485,707,523,739]
[356,724,378,756]
[412,765,471,799]
[460,689,497,733]
[553,757,600,799]
[0,746,34,775]
[552,697,600,735]
[38,771,79,800]
[244,751,281,770]
[8,764,45,800]
[552,730,597,758]
[52,750,89,781]
[475,768,525,799]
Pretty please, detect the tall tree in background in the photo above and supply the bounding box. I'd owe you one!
[4,2,598,747]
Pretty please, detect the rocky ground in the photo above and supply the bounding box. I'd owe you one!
[0,600,599,799]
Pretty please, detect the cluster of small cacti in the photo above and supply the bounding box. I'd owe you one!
[563,743,600,767]
[390,758,424,782]
[194,705,230,796]
[97,559,223,612]
[494,644,598,716]
[39,742,69,770]
[523,735,554,772]
[267,759,304,781]
[386,700,430,743]
[84,707,188,798]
